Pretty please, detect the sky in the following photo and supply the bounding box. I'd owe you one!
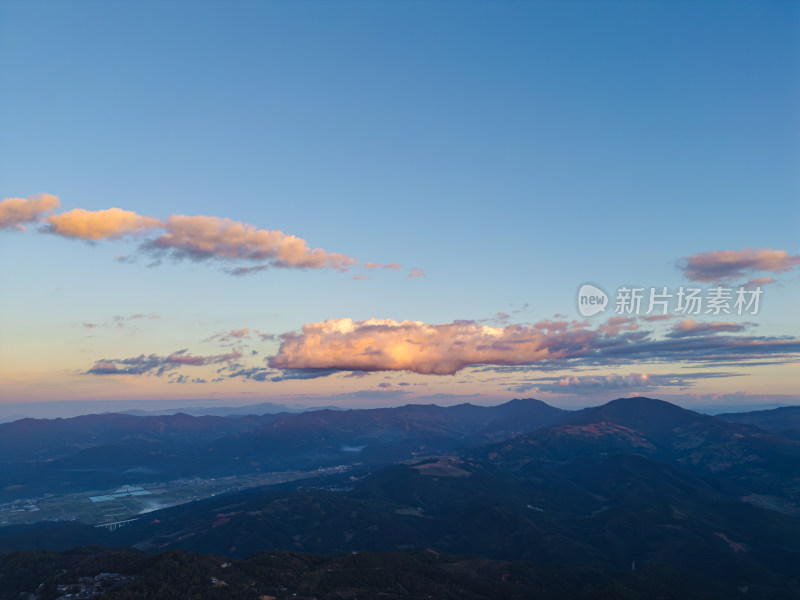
[1,0,798,416]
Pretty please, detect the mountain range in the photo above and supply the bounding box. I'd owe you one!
[1,397,798,597]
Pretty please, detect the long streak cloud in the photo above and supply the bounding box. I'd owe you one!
[2,194,362,272]
[268,317,800,376]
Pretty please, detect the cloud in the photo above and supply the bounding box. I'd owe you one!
[203,328,251,343]
[0,194,61,230]
[742,276,776,288]
[667,318,748,338]
[680,248,800,282]
[13,199,377,274]
[268,368,341,382]
[640,314,680,322]
[365,262,402,270]
[597,316,638,336]
[45,208,160,240]
[269,317,609,375]
[81,313,161,330]
[268,316,800,376]
[169,374,208,384]
[222,366,274,381]
[408,267,426,278]
[144,214,354,270]
[509,371,740,395]
[85,348,242,376]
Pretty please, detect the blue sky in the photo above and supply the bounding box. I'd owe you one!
[1,1,798,414]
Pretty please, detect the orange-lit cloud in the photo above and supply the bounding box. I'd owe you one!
[45,207,160,240]
[23,200,367,272]
[268,318,598,375]
[681,248,800,282]
[0,194,61,229]
[269,316,800,376]
[146,215,355,270]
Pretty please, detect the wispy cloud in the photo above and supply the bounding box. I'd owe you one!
[0,194,61,230]
[742,276,777,288]
[667,318,749,338]
[680,248,800,282]
[203,328,252,343]
[82,313,160,329]
[86,348,242,376]
[597,316,638,336]
[508,371,740,395]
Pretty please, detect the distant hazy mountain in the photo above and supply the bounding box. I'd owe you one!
[717,406,800,440]
[118,401,329,417]
[0,399,568,502]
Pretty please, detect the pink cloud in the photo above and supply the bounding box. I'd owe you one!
[408,267,426,279]
[0,194,61,229]
[146,214,355,270]
[203,328,252,344]
[598,316,639,336]
[668,318,747,337]
[9,198,402,275]
[364,262,402,271]
[681,248,800,282]
[640,314,680,322]
[45,207,160,240]
[742,276,776,288]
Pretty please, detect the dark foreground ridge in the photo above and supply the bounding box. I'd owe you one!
[0,545,784,600]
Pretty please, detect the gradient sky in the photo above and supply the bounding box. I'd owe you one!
[1,0,798,415]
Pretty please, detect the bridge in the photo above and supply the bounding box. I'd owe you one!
[94,518,138,532]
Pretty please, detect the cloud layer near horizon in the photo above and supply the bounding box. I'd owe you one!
[508,371,740,395]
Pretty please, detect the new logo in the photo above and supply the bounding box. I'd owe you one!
[577,284,608,317]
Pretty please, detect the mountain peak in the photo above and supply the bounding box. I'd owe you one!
[569,397,707,435]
